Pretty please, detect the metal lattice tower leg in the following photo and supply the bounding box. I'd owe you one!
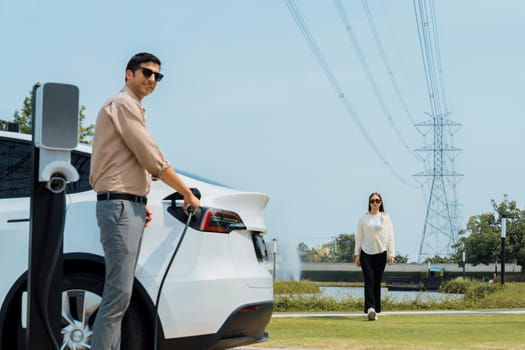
[418,167,456,260]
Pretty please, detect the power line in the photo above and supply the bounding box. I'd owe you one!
[284,0,417,188]
[334,0,422,162]
[361,0,420,127]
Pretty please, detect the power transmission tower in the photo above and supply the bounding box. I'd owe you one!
[414,115,462,261]
[413,0,463,262]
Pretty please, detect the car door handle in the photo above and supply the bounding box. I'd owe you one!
[7,218,30,223]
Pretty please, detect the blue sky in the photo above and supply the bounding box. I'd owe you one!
[1,0,524,262]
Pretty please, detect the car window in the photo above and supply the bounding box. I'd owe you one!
[0,138,32,198]
[0,136,93,198]
[67,150,92,193]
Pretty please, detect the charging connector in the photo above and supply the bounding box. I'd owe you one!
[45,174,68,194]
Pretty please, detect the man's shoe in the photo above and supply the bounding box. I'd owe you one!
[367,308,377,321]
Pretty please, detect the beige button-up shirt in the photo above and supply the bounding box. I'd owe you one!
[89,86,170,196]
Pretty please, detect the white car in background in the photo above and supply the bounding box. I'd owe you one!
[0,130,273,350]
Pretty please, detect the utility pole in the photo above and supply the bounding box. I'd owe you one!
[462,250,466,279]
[272,239,277,283]
[501,215,506,285]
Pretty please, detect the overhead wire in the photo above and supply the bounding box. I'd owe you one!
[333,0,423,163]
[361,0,419,128]
[413,0,445,187]
[413,0,440,123]
[361,0,433,188]
[284,0,418,188]
[430,2,449,114]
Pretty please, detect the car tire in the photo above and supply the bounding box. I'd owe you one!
[2,271,150,350]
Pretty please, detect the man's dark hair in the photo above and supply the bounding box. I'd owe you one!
[126,52,161,71]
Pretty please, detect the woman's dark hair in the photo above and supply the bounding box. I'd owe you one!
[368,192,385,212]
[126,52,161,71]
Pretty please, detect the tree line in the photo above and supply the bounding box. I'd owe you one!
[297,233,409,264]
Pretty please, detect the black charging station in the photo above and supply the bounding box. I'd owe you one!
[26,83,79,349]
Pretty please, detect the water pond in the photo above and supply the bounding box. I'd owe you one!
[320,286,463,302]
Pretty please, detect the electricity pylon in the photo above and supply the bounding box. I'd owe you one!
[414,114,462,262]
[413,0,463,262]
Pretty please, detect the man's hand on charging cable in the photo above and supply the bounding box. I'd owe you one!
[184,193,200,215]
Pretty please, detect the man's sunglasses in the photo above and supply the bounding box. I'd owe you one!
[135,67,164,82]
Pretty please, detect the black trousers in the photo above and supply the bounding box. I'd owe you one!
[360,250,387,313]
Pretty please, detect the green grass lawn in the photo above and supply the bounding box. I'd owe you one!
[254,313,525,349]
[259,281,525,349]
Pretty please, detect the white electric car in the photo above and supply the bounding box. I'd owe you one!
[0,130,273,349]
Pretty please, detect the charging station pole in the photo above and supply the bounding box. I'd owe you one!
[26,83,79,349]
[26,145,65,348]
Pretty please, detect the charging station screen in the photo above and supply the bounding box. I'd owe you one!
[40,83,79,150]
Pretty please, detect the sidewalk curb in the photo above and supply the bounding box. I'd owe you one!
[271,309,525,318]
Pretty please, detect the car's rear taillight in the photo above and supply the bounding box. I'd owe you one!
[199,208,246,233]
[167,203,247,233]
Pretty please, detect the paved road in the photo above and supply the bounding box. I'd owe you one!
[232,309,525,349]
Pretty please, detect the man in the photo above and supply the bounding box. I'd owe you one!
[89,52,200,349]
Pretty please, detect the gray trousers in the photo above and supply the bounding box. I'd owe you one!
[91,200,146,350]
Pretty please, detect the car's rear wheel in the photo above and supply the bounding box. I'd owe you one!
[2,271,150,349]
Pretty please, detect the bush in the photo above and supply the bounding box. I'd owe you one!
[440,278,499,300]
[274,294,346,312]
[274,280,320,295]
[272,279,525,312]
[439,278,470,294]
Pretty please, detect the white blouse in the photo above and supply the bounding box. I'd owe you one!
[354,212,395,257]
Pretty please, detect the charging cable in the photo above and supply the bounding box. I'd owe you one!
[41,183,67,350]
[153,206,194,350]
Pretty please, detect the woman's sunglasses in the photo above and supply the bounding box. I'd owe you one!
[369,199,381,204]
[135,67,164,82]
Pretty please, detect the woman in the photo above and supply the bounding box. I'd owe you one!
[354,192,395,321]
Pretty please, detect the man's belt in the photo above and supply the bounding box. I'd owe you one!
[97,192,148,205]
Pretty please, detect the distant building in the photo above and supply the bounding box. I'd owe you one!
[0,119,19,132]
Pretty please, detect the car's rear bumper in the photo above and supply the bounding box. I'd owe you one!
[160,300,273,350]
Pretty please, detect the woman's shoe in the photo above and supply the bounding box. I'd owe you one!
[367,307,377,321]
